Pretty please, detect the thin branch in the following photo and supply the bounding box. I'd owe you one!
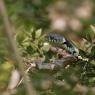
[0,0,37,95]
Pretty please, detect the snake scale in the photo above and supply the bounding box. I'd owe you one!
[45,33,89,62]
[46,33,79,57]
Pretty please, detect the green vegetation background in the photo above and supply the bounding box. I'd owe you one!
[0,0,95,95]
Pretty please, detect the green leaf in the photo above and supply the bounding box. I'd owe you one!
[91,45,95,57]
[89,77,95,84]
[35,28,42,39]
[41,42,51,52]
[84,29,95,42]
[30,27,34,33]
[90,25,95,34]
[91,60,95,65]
[26,45,35,55]
[22,41,30,49]
[16,31,27,44]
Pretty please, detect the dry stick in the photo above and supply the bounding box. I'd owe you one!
[0,1,37,95]
[17,63,34,87]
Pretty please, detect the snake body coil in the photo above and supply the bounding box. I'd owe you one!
[46,34,79,57]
